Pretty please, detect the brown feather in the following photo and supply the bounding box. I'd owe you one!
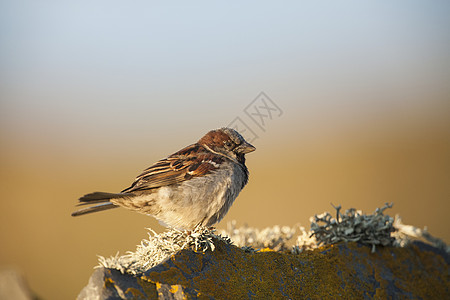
[121,144,224,193]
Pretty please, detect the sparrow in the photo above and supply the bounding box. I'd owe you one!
[72,127,255,230]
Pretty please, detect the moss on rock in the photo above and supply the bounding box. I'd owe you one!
[79,239,449,299]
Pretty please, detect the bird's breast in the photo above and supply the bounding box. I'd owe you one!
[142,161,248,229]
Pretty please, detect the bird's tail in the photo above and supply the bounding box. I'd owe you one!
[71,192,129,217]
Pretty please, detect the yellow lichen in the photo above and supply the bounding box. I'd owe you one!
[138,241,448,299]
[124,287,146,299]
[257,247,275,252]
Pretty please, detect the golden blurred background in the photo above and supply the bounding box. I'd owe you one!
[1,1,449,299]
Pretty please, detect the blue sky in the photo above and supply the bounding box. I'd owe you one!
[1,1,449,147]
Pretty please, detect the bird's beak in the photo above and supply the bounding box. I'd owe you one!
[238,142,256,154]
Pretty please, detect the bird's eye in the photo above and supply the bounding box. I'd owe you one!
[225,141,233,148]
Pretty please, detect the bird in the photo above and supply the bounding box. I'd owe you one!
[71,127,255,230]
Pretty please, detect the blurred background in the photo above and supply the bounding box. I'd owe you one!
[1,1,449,299]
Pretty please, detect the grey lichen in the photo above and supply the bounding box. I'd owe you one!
[97,203,448,274]
[310,203,396,253]
[98,227,232,275]
[393,215,450,253]
[220,221,296,251]
[292,226,318,254]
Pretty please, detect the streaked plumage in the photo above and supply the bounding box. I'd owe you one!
[72,128,255,229]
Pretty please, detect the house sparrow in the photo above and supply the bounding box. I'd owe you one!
[72,128,255,230]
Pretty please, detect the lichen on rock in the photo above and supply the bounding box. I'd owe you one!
[97,203,448,276]
[98,227,232,275]
[310,203,396,253]
[78,203,449,299]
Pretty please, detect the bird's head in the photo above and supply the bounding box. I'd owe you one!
[198,127,255,164]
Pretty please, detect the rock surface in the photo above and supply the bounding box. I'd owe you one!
[0,268,37,300]
[77,240,449,299]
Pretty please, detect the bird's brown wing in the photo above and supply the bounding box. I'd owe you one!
[121,144,225,193]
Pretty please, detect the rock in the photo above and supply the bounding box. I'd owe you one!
[77,239,449,299]
[0,268,37,300]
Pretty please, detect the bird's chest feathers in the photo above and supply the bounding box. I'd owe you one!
[151,162,247,224]
[185,163,245,205]
[205,163,247,213]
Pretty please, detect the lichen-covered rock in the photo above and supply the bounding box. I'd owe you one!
[77,239,449,299]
